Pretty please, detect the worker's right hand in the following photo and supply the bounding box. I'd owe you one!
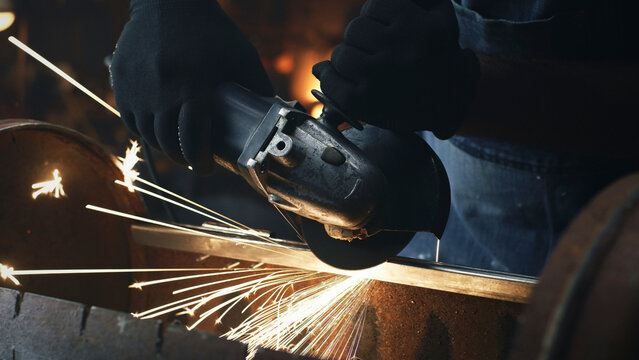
[110,0,273,174]
[312,0,478,139]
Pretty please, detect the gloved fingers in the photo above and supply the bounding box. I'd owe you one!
[312,61,362,121]
[412,0,445,11]
[221,36,274,98]
[343,16,391,53]
[154,107,188,165]
[232,51,275,98]
[330,44,376,82]
[178,98,215,174]
[134,112,160,149]
[360,0,419,24]
[418,2,460,48]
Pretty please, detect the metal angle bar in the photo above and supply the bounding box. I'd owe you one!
[131,224,535,303]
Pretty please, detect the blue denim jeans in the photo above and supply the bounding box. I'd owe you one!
[400,133,631,276]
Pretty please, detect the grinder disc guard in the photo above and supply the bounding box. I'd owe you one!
[302,125,451,270]
[301,218,416,270]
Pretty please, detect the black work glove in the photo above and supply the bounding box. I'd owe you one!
[110,0,273,173]
[312,0,479,139]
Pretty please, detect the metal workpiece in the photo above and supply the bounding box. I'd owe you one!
[0,119,146,312]
[361,281,525,360]
[509,173,639,360]
[1,282,524,360]
[131,224,535,303]
[134,233,527,360]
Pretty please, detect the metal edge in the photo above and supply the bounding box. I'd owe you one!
[132,224,534,303]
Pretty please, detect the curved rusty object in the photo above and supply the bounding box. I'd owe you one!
[0,119,145,312]
[509,173,639,360]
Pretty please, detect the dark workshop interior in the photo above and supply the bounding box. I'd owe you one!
[1,0,638,359]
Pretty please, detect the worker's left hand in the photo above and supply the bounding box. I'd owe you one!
[110,0,273,174]
[313,0,479,139]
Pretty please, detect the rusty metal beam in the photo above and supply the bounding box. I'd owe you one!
[131,224,535,303]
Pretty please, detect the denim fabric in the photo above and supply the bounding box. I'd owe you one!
[398,0,636,275]
[452,0,637,61]
[400,133,631,276]
[454,0,557,59]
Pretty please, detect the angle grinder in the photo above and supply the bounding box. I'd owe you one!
[191,83,450,270]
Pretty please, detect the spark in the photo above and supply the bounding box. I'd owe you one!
[132,267,372,360]
[231,274,372,359]
[114,139,142,192]
[86,204,227,238]
[112,180,264,239]
[84,204,293,257]
[32,169,66,199]
[111,141,271,242]
[132,176,263,237]
[8,36,120,117]
[0,263,224,286]
[0,262,373,359]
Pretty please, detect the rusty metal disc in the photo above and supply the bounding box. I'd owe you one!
[509,173,639,360]
[0,119,145,312]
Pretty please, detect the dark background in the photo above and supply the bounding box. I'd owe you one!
[1,0,364,151]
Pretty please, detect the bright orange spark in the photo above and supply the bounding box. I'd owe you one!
[32,169,66,199]
[114,140,142,192]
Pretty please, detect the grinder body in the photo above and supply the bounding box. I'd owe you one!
[205,83,450,269]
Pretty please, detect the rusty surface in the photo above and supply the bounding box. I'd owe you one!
[134,245,525,360]
[131,224,535,303]
[360,281,523,360]
[0,119,146,312]
[509,173,639,360]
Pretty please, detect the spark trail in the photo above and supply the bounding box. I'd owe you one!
[32,169,66,199]
[0,264,228,286]
[131,267,373,360]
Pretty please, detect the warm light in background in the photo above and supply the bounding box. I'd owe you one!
[310,102,323,118]
[0,0,14,32]
[290,50,331,106]
[0,12,14,32]
[273,52,294,74]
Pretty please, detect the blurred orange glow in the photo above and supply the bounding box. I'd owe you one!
[310,102,323,118]
[290,50,331,107]
[274,52,294,74]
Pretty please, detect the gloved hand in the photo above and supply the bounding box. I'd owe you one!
[110,0,273,173]
[312,0,479,139]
